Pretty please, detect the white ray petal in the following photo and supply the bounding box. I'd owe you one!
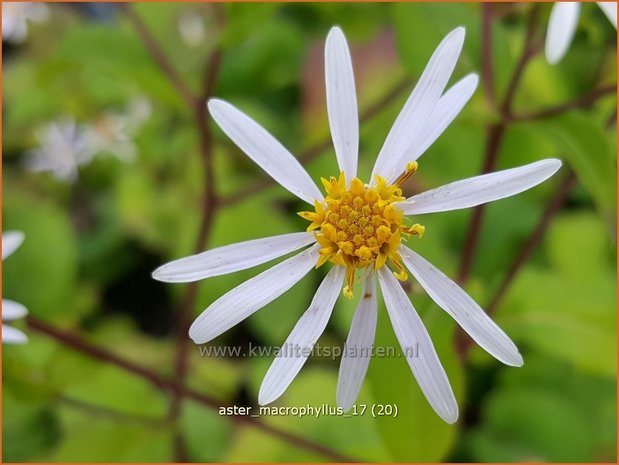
[259,265,344,405]
[387,74,479,183]
[2,231,25,260]
[3,324,28,344]
[152,232,316,283]
[377,268,458,423]
[400,247,523,367]
[189,244,320,344]
[325,26,359,182]
[337,273,377,411]
[597,2,617,28]
[2,300,28,321]
[371,27,465,182]
[398,159,562,215]
[545,2,581,64]
[208,99,323,205]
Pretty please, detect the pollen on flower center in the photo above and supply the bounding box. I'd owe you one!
[298,163,424,298]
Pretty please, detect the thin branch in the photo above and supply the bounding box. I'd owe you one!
[486,171,577,313]
[457,122,506,283]
[119,4,197,108]
[120,4,225,459]
[458,4,541,284]
[501,4,542,118]
[510,83,617,122]
[606,108,617,129]
[219,77,413,207]
[168,5,225,461]
[27,317,359,463]
[481,3,496,109]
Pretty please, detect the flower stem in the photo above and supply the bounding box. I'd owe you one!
[120,4,224,460]
[481,3,496,110]
[509,83,616,122]
[458,4,542,284]
[119,4,197,108]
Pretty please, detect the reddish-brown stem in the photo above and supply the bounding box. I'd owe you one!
[500,4,542,119]
[457,122,506,284]
[481,3,496,109]
[27,317,358,463]
[458,4,541,284]
[120,5,224,460]
[457,2,615,360]
[119,4,197,108]
[510,83,617,122]
[486,171,577,313]
[169,94,221,461]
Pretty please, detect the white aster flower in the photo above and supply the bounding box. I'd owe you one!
[154,26,561,423]
[2,231,28,344]
[545,2,617,64]
[178,11,206,48]
[25,118,95,183]
[2,2,49,44]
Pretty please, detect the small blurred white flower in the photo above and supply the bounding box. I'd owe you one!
[545,2,617,64]
[2,231,28,345]
[2,2,49,44]
[178,11,206,47]
[25,118,95,183]
[127,97,152,128]
[85,98,151,163]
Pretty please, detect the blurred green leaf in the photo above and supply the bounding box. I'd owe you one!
[52,24,183,108]
[243,364,390,462]
[367,297,464,461]
[465,353,616,462]
[536,112,616,224]
[61,364,168,418]
[2,392,61,462]
[50,407,172,461]
[3,186,81,320]
[500,212,616,377]
[180,400,234,462]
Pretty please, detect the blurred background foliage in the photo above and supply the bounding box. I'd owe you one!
[2,2,616,462]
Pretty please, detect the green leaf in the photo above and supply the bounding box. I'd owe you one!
[180,400,234,462]
[242,365,391,462]
[61,364,168,418]
[535,112,616,224]
[499,212,616,377]
[367,296,464,461]
[2,392,61,462]
[392,3,480,78]
[3,187,81,319]
[50,407,172,461]
[391,2,513,97]
[465,353,616,462]
[52,24,183,108]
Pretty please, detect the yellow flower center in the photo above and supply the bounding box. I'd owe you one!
[298,162,424,298]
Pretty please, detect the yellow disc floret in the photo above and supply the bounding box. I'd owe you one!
[298,166,424,298]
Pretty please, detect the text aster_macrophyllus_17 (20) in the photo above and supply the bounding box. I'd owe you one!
[153,26,561,423]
